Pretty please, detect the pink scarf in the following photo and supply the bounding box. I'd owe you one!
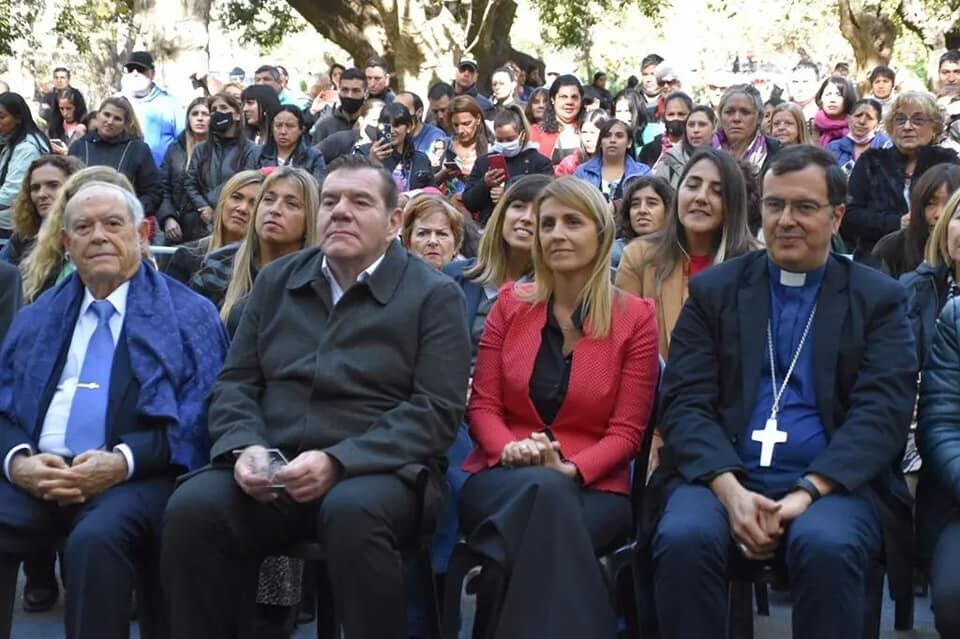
[814,109,848,147]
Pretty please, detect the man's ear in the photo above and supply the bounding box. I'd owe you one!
[387,207,403,238]
[831,203,846,235]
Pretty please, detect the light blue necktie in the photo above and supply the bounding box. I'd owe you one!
[65,300,116,454]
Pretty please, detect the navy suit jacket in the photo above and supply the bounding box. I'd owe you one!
[647,251,918,597]
[0,263,228,478]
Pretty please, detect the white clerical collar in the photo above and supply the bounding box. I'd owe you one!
[80,280,130,318]
[779,270,807,287]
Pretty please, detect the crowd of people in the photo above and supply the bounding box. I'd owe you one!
[1,44,960,639]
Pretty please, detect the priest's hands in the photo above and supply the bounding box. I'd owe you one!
[711,472,782,560]
[10,450,127,505]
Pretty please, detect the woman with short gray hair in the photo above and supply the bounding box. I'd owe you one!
[712,84,782,172]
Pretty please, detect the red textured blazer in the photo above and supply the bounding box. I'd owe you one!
[463,283,660,495]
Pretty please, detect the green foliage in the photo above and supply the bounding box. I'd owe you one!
[217,0,307,51]
[0,0,45,56]
[50,0,134,55]
[531,0,667,49]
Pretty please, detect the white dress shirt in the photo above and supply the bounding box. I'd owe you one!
[4,282,135,480]
[320,253,386,305]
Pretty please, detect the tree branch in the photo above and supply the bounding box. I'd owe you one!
[465,0,497,54]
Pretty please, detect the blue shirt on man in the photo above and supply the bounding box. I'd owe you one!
[741,257,829,497]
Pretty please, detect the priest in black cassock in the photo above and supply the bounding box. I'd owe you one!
[648,145,918,639]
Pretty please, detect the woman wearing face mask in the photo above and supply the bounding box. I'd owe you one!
[617,148,759,358]
[356,102,434,191]
[611,175,672,270]
[531,74,585,165]
[67,96,162,220]
[257,105,326,183]
[165,170,265,284]
[462,105,552,224]
[319,99,384,165]
[158,96,210,245]
[184,92,262,235]
[813,75,858,148]
[524,88,549,127]
[240,84,282,145]
[843,91,959,261]
[827,98,891,174]
[639,92,693,169]
[555,109,609,177]
[47,88,87,151]
[0,155,83,265]
[573,118,651,204]
[873,164,960,278]
[438,96,488,196]
[769,103,812,147]
[656,105,716,189]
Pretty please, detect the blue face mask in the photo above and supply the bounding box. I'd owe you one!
[492,139,522,157]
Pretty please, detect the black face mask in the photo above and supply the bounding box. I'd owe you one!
[664,119,685,139]
[341,96,365,115]
[210,110,234,134]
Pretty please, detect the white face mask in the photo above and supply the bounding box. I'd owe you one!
[121,71,152,98]
[492,139,522,157]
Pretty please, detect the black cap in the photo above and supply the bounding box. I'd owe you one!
[229,66,245,77]
[124,51,154,72]
[458,57,478,72]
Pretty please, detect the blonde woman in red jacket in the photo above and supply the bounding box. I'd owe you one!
[461,176,659,638]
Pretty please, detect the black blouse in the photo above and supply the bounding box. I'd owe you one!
[528,299,584,425]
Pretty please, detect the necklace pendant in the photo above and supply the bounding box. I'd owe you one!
[752,417,788,468]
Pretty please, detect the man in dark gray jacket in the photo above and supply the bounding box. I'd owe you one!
[162,154,471,639]
[0,260,21,341]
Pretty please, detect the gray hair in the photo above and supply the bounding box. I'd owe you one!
[718,83,764,134]
[63,181,145,231]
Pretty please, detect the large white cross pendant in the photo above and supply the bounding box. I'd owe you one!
[751,418,788,467]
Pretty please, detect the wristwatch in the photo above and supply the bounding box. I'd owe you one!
[792,476,822,502]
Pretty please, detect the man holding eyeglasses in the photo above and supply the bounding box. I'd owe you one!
[650,145,918,639]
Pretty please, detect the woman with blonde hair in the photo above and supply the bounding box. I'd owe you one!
[1,155,84,265]
[843,91,959,260]
[617,147,760,357]
[164,169,265,284]
[216,166,319,331]
[21,166,137,303]
[457,176,659,638]
[401,195,464,270]
[770,102,813,147]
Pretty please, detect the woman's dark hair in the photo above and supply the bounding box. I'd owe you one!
[645,148,756,286]
[737,158,762,235]
[47,87,87,141]
[329,63,346,87]
[593,118,634,161]
[869,65,896,84]
[379,102,416,164]
[262,105,306,158]
[240,84,282,144]
[850,97,884,122]
[764,96,785,109]
[626,75,639,89]
[492,105,531,145]
[682,105,717,154]
[0,92,49,191]
[815,75,858,115]
[618,175,674,240]
[201,92,248,177]
[611,89,649,142]
[541,74,584,134]
[907,163,960,268]
[664,91,694,113]
[524,87,549,125]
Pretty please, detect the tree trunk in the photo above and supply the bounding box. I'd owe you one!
[286,0,540,98]
[836,0,897,71]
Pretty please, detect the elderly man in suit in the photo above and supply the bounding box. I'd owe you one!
[0,181,227,639]
[162,154,471,639]
[650,145,918,639]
